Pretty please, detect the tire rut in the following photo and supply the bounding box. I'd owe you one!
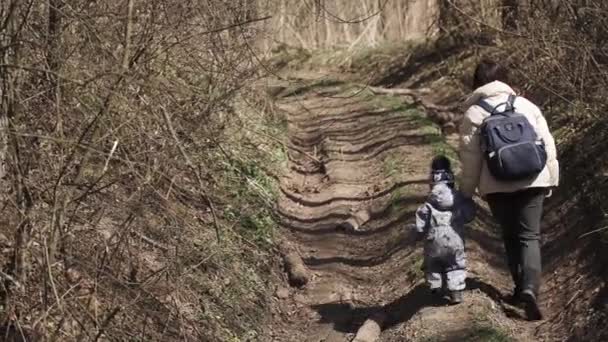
[273,91,432,341]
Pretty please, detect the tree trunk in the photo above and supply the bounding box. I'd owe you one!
[46,0,66,270]
[2,0,33,286]
[0,1,16,181]
[47,0,64,136]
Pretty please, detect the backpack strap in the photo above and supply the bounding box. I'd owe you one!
[477,94,517,116]
[506,94,516,111]
[477,99,496,114]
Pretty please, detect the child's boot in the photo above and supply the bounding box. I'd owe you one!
[449,290,464,305]
[445,269,466,305]
[430,287,443,296]
[426,271,443,296]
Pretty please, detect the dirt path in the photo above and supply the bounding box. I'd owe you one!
[268,77,541,341]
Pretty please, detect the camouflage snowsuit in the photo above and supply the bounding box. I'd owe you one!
[415,183,476,291]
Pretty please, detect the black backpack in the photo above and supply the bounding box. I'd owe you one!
[478,95,547,181]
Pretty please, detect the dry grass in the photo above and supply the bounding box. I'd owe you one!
[0,1,286,340]
[259,0,440,49]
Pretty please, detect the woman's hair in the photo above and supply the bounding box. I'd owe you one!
[473,59,509,89]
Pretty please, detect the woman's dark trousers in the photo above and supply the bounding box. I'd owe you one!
[486,188,545,297]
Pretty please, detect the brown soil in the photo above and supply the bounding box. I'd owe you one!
[265,75,546,341]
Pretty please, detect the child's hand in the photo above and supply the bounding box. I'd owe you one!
[405,224,424,241]
[461,197,477,223]
[415,231,426,241]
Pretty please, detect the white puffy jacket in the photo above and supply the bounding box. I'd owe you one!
[458,81,559,197]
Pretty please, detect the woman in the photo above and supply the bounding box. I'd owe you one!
[458,60,559,321]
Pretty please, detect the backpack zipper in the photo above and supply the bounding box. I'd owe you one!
[496,141,543,169]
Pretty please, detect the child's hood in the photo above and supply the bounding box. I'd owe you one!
[428,183,455,210]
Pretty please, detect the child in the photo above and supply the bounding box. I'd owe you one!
[414,156,476,304]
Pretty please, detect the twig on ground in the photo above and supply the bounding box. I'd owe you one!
[367,85,459,112]
[131,231,169,252]
[246,126,323,164]
[565,289,582,308]
[0,270,21,289]
[578,226,608,239]
[43,238,64,314]
[102,140,119,174]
